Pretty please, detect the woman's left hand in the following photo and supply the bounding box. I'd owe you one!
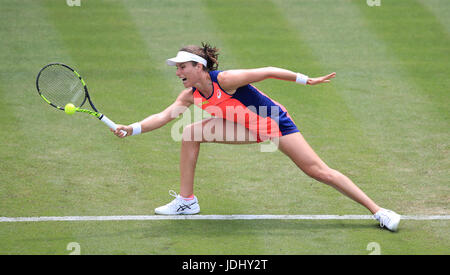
[307,72,336,85]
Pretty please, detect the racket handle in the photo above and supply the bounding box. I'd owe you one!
[100,115,128,136]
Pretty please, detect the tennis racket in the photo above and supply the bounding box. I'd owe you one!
[36,63,127,136]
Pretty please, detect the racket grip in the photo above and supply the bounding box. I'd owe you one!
[100,115,128,136]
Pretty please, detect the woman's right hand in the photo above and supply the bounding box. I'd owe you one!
[111,124,132,138]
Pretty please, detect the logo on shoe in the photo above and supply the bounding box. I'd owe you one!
[177,202,197,212]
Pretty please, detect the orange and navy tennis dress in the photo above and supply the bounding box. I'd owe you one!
[192,70,299,142]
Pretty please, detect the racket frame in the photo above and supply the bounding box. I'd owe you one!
[36,63,125,134]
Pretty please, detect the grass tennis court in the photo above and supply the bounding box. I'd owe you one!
[0,0,448,255]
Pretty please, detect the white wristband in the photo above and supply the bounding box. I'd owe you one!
[130,122,142,136]
[296,73,309,85]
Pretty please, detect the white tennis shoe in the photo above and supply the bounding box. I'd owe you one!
[154,190,200,215]
[373,208,401,232]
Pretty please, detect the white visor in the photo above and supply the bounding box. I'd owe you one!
[166,51,207,67]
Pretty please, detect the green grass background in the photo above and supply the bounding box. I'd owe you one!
[0,0,448,254]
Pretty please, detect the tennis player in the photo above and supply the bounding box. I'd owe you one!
[113,43,400,231]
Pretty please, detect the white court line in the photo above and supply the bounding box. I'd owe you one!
[1,215,449,222]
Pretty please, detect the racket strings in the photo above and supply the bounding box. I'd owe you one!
[37,65,86,108]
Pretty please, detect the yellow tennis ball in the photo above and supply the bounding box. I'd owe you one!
[64,103,76,115]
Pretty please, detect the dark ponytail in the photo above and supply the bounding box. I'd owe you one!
[180,42,219,71]
[201,42,219,71]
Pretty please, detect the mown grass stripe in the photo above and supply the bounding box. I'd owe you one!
[358,0,449,118]
[355,0,449,212]
[274,0,449,214]
[0,0,79,217]
[34,0,149,217]
[418,0,450,35]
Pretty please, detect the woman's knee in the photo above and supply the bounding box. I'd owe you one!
[305,165,337,184]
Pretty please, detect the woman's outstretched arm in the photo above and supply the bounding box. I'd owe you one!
[112,88,194,138]
[217,67,336,92]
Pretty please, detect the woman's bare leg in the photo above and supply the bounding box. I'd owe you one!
[179,118,257,197]
[277,132,380,214]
